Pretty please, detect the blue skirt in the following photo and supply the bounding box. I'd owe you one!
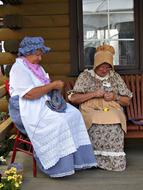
[35,145,97,177]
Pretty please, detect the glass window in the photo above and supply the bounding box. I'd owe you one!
[82,0,134,68]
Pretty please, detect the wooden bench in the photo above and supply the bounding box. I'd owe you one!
[122,74,143,138]
[63,74,143,139]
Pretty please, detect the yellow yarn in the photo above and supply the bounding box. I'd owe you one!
[103,107,109,112]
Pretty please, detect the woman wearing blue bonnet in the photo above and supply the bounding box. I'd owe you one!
[8,36,97,178]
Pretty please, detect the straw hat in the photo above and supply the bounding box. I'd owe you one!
[93,44,115,70]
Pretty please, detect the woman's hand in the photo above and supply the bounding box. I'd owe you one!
[51,80,64,90]
[69,90,104,105]
[104,92,116,101]
[93,89,105,98]
[23,80,64,100]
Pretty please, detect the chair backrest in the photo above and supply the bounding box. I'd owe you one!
[121,74,143,121]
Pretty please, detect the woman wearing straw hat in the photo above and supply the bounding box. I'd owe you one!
[9,36,97,178]
[68,44,132,171]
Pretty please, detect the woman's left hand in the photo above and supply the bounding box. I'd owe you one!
[103,92,116,101]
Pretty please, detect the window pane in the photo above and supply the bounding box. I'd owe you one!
[119,41,135,65]
[83,0,108,13]
[109,14,134,37]
[82,0,135,68]
[109,0,133,11]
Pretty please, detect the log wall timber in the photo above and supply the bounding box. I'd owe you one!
[0,3,69,16]
[42,64,70,76]
[22,15,69,27]
[45,40,69,52]
[0,52,69,65]
[0,76,8,86]
[0,117,12,141]
[0,52,15,65]
[0,28,69,40]
[0,98,8,112]
[24,0,68,3]
[0,84,7,98]
[0,0,71,78]
[4,39,70,52]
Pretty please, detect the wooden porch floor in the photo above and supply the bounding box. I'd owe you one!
[11,139,143,190]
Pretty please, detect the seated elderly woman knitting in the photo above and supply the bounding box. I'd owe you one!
[8,36,97,178]
[68,44,133,171]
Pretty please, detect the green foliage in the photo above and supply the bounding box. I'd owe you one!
[0,137,14,158]
[0,112,8,124]
[0,112,13,159]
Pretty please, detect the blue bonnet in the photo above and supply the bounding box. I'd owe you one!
[18,36,51,56]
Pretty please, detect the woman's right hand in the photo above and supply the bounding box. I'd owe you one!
[93,89,105,98]
[51,80,64,90]
[103,91,116,101]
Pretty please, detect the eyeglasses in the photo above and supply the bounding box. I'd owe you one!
[98,65,111,71]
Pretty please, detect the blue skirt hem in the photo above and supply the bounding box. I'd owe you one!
[35,144,97,178]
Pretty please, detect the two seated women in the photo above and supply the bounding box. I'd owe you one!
[9,37,132,178]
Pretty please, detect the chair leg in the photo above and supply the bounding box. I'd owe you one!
[11,132,37,177]
[33,157,37,177]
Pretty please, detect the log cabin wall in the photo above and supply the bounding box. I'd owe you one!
[0,0,73,114]
[0,0,71,81]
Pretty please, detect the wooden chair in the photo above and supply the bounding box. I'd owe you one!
[10,125,37,177]
[122,74,143,138]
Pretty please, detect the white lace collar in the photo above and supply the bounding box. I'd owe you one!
[85,69,109,81]
[94,73,109,81]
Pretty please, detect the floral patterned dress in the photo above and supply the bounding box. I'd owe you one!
[69,69,132,171]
